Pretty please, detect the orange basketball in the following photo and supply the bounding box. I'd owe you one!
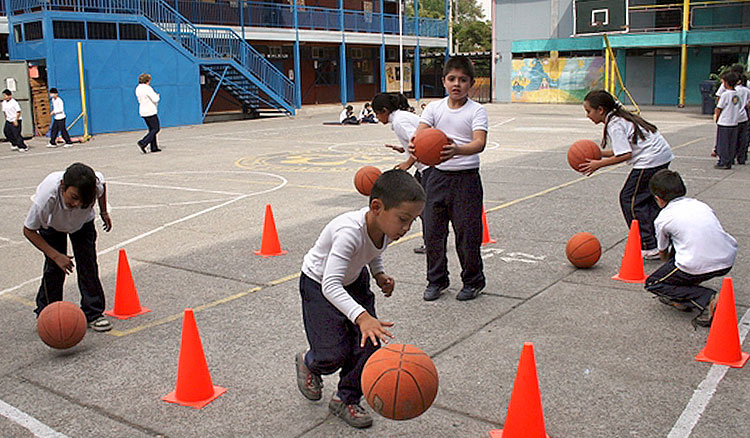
[567,139,601,172]
[413,128,448,166]
[37,301,87,349]
[565,232,602,268]
[354,166,382,196]
[361,344,438,420]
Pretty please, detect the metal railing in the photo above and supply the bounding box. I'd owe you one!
[628,0,750,32]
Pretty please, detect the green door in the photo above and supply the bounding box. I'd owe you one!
[654,50,680,106]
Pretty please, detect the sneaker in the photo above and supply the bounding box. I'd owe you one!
[150,148,162,153]
[295,351,322,401]
[413,245,426,254]
[713,163,731,170]
[47,143,58,148]
[694,294,718,328]
[423,283,448,301]
[456,283,485,301]
[63,143,73,148]
[137,142,147,154]
[658,296,692,312]
[17,147,28,153]
[10,145,18,151]
[642,248,660,260]
[87,316,112,332]
[328,396,373,429]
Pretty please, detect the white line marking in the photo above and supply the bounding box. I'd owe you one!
[489,117,516,129]
[667,308,750,438]
[112,198,235,210]
[106,180,244,196]
[0,399,69,437]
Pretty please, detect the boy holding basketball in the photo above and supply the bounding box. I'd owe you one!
[295,169,425,428]
[644,170,736,328]
[23,162,113,332]
[409,55,488,301]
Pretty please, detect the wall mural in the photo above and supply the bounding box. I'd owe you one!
[511,57,604,103]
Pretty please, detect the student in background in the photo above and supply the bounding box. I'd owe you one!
[48,88,73,148]
[2,89,28,152]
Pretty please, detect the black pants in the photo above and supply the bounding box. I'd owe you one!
[645,258,731,310]
[139,114,160,151]
[34,221,106,323]
[736,120,748,164]
[50,118,72,145]
[619,163,669,251]
[4,120,26,149]
[716,125,738,167]
[422,167,485,289]
[299,268,377,404]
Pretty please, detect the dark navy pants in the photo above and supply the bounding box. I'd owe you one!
[422,167,485,289]
[299,268,377,404]
[736,120,748,164]
[34,220,106,322]
[50,118,72,145]
[716,125,738,167]
[645,258,731,310]
[619,163,669,251]
[139,114,160,151]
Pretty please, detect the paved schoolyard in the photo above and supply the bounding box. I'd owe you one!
[0,102,747,437]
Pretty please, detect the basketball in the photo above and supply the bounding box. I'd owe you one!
[37,301,87,349]
[361,344,438,420]
[565,232,602,268]
[413,128,448,166]
[567,139,601,172]
[354,166,382,196]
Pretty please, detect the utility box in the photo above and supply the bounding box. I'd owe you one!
[0,60,34,139]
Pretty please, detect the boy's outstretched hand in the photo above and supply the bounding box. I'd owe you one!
[355,312,394,348]
[53,253,74,274]
[374,272,395,297]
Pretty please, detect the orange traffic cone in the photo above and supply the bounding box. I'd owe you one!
[104,249,150,319]
[482,207,496,246]
[611,220,647,283]
[489,343,549,438]
[695,278,749,368]
[254,204,287,257]
[162,309,227,408]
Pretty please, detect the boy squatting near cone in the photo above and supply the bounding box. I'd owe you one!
[644,169,737,328]
[295,169,425,429]
[23,162,114,332]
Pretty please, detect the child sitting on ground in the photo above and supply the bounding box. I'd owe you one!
[339,105,359,125]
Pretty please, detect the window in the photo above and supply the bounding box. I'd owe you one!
[87,22,117,40]
[53,21,85,39]
[119,23,148,40]
[13,24,22,43]
[24,22,43,41]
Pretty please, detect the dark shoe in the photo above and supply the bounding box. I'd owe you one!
[87,316,112,332]
[694,293,718,328]
[658,296,692,312]
[713,163,731,169]
[456,283,485,301]
[738,161,746,165]
[423,283,447,301]
[413,245,426,254]
[329,396,373,429]
[137,142,147,154]
[150,148,162,153]
[295,351,322,401]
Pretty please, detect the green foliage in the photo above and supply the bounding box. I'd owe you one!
[454,20,491,52]
[406,0,492,52]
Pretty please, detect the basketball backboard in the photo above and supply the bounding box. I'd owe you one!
[573,0,629,35]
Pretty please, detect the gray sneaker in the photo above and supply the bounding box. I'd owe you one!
[295,351,322,400]
[694,293,718,328]
[456,283,485,301]
[87,316,112,332]
[329,396,373,429]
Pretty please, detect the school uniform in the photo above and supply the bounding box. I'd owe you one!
[339,108,358,125]
[606,115,673,251]
[25,171,107,322]
[2,97,27,150]
[49,96,73,145]
[645,197,737,310]
[135,83,160,151]
[359,107,376,123]
[715,89,742,168]
[734,84,749,164]
[390,109,425,176]
[420,97,488,290]
[299,207,390,404]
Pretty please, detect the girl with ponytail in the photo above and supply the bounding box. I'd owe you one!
[580,89,674,259]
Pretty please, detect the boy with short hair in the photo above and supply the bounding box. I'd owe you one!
[48,88,73,148]
[409,55,488,301]
[23,162,114,332]
[2,89,28,152]
[714,72,742,169]
[645,169,737,328]
[295,169,425,429]
[339,105,359,125]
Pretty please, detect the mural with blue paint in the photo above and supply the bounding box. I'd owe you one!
[512,57,604,103]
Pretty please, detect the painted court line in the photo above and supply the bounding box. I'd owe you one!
[107,180,244,196]
[0,398,69,438]
[668,308,750,438]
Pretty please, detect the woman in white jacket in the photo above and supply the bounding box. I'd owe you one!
[135,73,161,153]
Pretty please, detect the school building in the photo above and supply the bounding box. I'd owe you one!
[493,0,750,106]
[0,0,448,135]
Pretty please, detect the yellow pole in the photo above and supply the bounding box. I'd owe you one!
[610,49,617,95]
[604,42,610,92]
[77,42,90,141]
[678,0,690,107]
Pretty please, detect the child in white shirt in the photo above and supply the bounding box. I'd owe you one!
[2,89,27,152]
[714,72,743,169]
[48,88,73,148]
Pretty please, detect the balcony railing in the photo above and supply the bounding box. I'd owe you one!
[628,0,750,33]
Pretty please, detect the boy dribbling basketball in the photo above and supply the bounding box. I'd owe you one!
[295,169,425,429]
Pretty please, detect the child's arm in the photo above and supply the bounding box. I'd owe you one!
[97,183,112,232]
[714,107,722,123]
[355,311,394,348]
[579,149,631,175]
[373,271,394,297]
[23,227,74,274]
[407,122,432,155]
[440,130,487,162]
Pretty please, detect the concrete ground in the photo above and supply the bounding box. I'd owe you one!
[0,102,747,438]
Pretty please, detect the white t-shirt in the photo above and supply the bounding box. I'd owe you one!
[2,98,22,122]
[606,115,674,169]
[733,84,749,123]
[301,207,390,323]
[420,97,488,171]
[655,197,737,275]
[51,96,66,120]
[716,89,743,127]
[25,171,105,234]
[389,109,425,172]
[339,108,351,123]
[135,83,160,117]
